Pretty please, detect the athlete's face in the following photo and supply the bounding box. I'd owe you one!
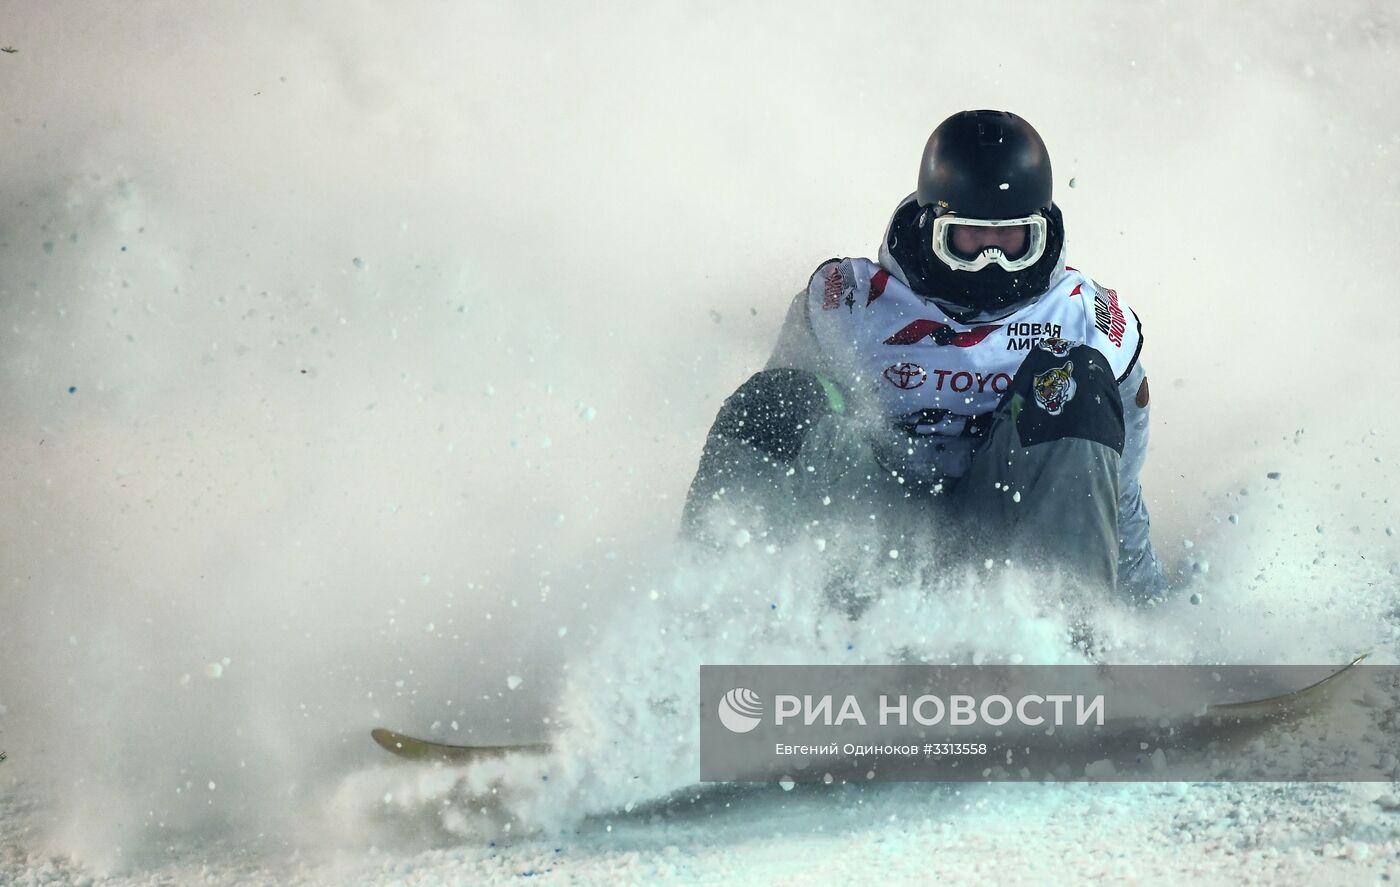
[949,223,1028,259]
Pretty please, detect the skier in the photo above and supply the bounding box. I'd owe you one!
[683,110,1167,602]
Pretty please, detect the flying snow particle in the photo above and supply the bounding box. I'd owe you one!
[814,538,827,552]
[1189,592,1203,605]
[204,662,223,679]
[507,675,523,690]
[888,549,899,559]
[779,776,796,791]
[1012,491,1022,503]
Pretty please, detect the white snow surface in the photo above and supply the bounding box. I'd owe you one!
[3,1,1400,884]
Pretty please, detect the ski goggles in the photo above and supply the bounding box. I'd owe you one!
[930,213,1049,273]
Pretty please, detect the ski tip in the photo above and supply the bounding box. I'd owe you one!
[370,726,551,763]
[370,728,407,753]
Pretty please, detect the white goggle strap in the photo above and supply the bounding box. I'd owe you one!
[930,214,1048,273]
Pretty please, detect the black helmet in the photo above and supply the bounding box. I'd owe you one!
[910,110,1064,322]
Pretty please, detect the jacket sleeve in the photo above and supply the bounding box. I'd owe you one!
[1115,360,1168,600]
[766,259,846,374]
[765,288,820,371]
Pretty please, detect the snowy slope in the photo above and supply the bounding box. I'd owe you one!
[4,781,1400,885]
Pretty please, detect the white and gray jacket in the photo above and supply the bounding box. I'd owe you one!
[764,198,1166,599]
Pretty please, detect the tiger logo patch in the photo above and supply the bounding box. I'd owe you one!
[1032,360,1077,415]
[1036,336,1079,357]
